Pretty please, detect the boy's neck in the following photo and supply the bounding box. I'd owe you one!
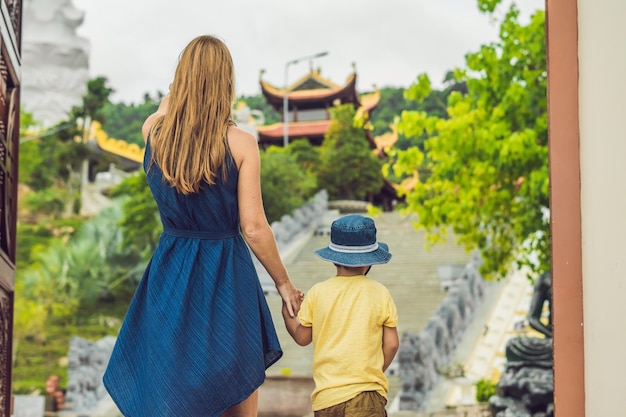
[335,265,371,277]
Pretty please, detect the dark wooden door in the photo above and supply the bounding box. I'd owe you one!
[0,1,21,416]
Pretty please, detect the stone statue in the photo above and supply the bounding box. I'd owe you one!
[21,0,90,126]
[505,271,553,362]
[232,101,265,140]
[398,262,487,411]
[63,336,116,413]
[491,271,554,417]
[527,271,552,338]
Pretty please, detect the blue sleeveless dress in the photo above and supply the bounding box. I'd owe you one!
[103,140,282,416]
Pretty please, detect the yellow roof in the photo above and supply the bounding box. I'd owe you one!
[91,121,144,163]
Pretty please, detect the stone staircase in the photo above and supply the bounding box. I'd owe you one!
[262,211,473,413]
[391,405,491,417]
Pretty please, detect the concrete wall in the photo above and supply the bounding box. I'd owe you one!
[578,0,626,415]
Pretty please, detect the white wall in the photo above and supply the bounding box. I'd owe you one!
[578,0,626,415]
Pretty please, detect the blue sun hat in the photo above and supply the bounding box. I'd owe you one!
[315,214,392,267]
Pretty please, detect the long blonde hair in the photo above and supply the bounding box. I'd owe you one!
[149,35,236,194]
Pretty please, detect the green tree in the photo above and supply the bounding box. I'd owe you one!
[60,77,115,211]
[79,76,115,130]
[369,80,467,141]
[317,104,383,201]
[260,146,317,223]
[391,2,547,278]
[19,140,51,190]
[109,172,161,259]
[100,93,161,146]
[287,138,321,172]
[18,110,52,190]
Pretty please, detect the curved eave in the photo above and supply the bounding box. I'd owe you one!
[373,124,398,156]
[257,120,332,140]
[260,73,358,110]
[392,171,419,194]
[359,90,381,113]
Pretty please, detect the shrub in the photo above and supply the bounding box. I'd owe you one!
[475,378,497,403]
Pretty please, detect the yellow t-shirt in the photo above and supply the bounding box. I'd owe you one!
[298,275,398,411]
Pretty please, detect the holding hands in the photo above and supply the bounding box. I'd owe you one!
[277,280,305,318]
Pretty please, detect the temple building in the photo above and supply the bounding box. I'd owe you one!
[258,67,408,210]
[257,67,380,148]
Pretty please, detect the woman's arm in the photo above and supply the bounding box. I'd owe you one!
[142,94,170,142]
[382,325,399,372]
[228,127,302,317]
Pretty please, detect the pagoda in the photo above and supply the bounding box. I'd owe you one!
[257,66,380,147]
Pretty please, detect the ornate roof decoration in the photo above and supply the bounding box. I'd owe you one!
[359,89,381,114]
[394,170,419,195]
[260,69,359,110]
[257,67,381,151]
[373,123,398,157]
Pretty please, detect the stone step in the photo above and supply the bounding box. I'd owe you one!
[263,211,472,409]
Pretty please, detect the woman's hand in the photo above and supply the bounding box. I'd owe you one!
[276,280,304,318]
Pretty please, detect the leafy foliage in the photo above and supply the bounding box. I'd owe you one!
[368,78,467,145]
[109,172,161,259]
[21,188,69,220]
[260,146,317,223]
[19,77,117,217]
[18,111,65,190]
[100,93,161,146]
[392,5,548,278]
[475,378,498,402]
[16,218,83,269]
[317,104,384,201]
[287,138,321,172]
[74,76,115,127]
[15,202,144,346]
[18,140,52,190]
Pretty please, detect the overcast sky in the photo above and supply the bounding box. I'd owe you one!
[72,0,544,104]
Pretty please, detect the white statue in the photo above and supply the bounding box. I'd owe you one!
[21,0,90,126]
[233,101,265,140]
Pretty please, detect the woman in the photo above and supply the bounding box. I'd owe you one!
[103,35,303,417]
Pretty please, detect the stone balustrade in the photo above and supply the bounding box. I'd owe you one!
[398,254,487,412]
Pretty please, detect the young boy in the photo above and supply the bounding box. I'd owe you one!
[283,214,400,417]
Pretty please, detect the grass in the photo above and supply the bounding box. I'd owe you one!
[12,290,134,394]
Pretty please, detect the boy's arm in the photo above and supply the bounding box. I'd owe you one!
[382,325,399,372]
[282,302,313,346]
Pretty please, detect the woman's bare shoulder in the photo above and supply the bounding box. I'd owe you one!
[142,113,160,142]
[228,125,257,151]
[228,125,256,142]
